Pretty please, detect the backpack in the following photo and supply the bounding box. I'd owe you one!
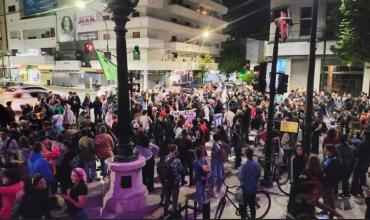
[217,141,230,163]
[157,157,176,185]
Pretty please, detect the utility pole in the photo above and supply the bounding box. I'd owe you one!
[303,0,319,155]
[260,24,279,187]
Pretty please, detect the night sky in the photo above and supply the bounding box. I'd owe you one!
[223,0,270,40]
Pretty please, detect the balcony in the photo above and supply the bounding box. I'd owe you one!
[127,60,218,71]
[9,55,55,65]
[187,0,227,14]
[168,4,227,27]
[265,41,337,57]
[127,16,228,41]
[166,42,221,55]
[9,38,57,50]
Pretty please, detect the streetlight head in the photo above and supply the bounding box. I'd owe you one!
[75,0,86,9]
[202,31,210,38]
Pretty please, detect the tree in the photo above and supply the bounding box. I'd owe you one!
[238,70,255,84]
[218,48,245,79]
[197,54,214,84]
[331,0,370,66]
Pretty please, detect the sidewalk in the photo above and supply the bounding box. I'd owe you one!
[50,131,367,219]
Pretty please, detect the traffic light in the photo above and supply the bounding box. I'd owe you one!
[84,43,94,53]
[252,62,267,92]
[277,73,289,94]
[133,46,140,60]
[279,11,288,41]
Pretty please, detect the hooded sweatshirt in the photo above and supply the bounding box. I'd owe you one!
[28,152,55,183]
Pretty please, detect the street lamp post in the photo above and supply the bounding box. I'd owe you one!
[303,0,319,155]
[102,0,148,216]
[108,0,138,162]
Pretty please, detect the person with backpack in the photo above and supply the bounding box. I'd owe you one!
[158,144,183,217]
[321,144,342,218]
[193,147,210,211]
[211,126,229,195]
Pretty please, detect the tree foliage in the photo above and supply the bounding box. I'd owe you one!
[218,48,245,78]
[197,54,214,84]
[331,0,370,66]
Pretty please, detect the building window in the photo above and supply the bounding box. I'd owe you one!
[10,31,20,39]
[171,36,177,42]
[103,34,111,40]
[102,15,110,20]
[325,3,340,40]
[132,11,140,17]
[132,32,140,38]
[300,7,312,36]
[8,5,16,12]
[51,28,55,37]
[271,7,288,22]
[11,49,17,56]
[41,48,54,56]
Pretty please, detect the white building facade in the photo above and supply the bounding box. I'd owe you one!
[265,0,370,96]
[5,0,228,89]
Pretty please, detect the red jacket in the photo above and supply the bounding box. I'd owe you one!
[0,181,24,219]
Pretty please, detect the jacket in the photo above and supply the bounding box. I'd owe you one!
[94,133,114,160]
[0,181,24,219]
[28,152,55,183]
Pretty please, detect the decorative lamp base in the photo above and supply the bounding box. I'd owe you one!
[103,156,148,214]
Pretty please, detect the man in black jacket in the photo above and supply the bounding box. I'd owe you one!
[351,130,370,196]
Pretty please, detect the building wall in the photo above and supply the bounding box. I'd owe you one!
[0,0,7,51]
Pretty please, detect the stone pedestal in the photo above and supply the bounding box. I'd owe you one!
[103,156,148,214]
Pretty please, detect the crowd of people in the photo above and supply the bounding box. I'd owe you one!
[0,82,369,219]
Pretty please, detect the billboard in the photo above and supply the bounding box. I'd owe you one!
[22,0,56,17]
[57,11,76,42]
[78,31,98,41]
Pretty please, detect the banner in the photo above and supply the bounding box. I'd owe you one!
[170,109,197,123]
[78,31,98,41]
[280,121,299,133]
[96,50,117,81]
[22,0,55,17]
[76,10,97,33]
[57,11,76,42]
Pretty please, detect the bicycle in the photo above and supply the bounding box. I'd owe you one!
[214,181,271,220]
[254,154,290,196]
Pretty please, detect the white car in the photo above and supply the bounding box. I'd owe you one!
[0,86,49,112]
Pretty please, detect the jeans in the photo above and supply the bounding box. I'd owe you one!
[351,164,368,195]
[195,181,205,209]
[142,157,155,192]
[240,192,256,220]
[211,157,224,189]
[322,186,336,217]
[100,159,108,177]
[84,161,96,182]
[164,184,180,216]
[311,135,320,154]
[214,113,223,127]
[69,208,88,219]
[341,164,351,196]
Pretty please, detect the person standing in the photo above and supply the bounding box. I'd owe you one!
[336,134,354,198]
[82,94,92,117]
[58,140,80,194]
[79,129,97,183]
[321,144,342,218]
[193,147,210,211]
[351,130,370,196]
[311,112,324,154]
[238,148,261,220]
[61,168,88,219]
[176,129,194,186]
[92,96,103,123]
[69,92,81,120]
[28,142,55,187]
[94,126,114,177]
[163,144,183,217]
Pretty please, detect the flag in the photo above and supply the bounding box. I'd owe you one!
[96,50,117,81]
